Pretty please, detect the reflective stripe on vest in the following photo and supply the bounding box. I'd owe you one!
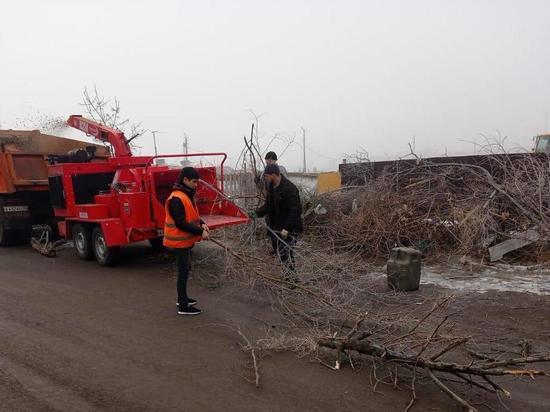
[163,191,202,248]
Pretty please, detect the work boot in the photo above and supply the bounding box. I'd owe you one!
[177,306,202,316]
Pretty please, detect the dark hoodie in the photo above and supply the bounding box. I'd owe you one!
[167,183,204,236]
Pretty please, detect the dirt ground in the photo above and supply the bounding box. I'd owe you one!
[1,243,549,411]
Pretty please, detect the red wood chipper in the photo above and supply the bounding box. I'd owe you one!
[48,115,249,266]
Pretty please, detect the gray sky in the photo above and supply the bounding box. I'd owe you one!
[1,0,549,171]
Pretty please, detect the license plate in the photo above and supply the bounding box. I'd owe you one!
[3,205,29,213]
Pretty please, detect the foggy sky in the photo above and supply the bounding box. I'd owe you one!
[1,0,549,171]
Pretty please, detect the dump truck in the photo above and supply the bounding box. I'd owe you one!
[47,115,249,266]
[0,130,108,246]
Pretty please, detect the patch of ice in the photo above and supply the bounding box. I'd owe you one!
[421,267,550,296]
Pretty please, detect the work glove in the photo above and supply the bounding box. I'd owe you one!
[280,229,289,239]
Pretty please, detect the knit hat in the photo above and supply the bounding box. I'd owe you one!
[179,166,200,182]
[264,151,278,161]
[264,164,280,176]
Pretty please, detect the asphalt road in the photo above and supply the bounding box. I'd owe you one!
[0,244,455,412]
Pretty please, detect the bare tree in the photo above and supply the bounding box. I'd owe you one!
[80,86,145,140]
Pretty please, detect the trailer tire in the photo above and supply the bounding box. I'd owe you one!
[92,226,119,267]
[72,223,93,260]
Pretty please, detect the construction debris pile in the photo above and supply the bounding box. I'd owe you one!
[306,152,550,261]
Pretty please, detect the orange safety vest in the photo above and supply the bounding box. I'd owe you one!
[163,191,202,248]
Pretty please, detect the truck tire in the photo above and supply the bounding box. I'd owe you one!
[0,220,16,246]
[72,223,93,260]
[92,226,119,267]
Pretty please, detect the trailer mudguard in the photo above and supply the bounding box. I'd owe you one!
[66,218,127,247]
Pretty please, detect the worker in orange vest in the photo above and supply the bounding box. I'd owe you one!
[164,167,210,315]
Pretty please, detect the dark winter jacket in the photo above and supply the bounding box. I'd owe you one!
[167,183,204,236]
[256,175,303,234]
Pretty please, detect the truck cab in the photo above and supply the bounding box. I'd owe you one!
[534,134,550,153]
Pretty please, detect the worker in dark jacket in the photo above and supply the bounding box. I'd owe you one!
[255,164,303,282]
[164,167,210,315]
[254,151,288,195]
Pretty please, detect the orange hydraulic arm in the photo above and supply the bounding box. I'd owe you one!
[67,115,133,157]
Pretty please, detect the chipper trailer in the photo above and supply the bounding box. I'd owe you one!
[47,115,249,266]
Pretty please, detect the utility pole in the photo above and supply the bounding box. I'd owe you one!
[301,127,307,173]
[183,134,189,155]
[179,134,190,167]
[151,130,159,158]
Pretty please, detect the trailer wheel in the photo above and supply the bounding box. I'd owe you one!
[92,226,119,267]
[72,223,93,260]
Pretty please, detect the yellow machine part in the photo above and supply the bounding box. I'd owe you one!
[316,171,341,194]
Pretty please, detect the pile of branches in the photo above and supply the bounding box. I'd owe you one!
[307,151,550,260]
[200,225,550,410]
[199,138,550,409]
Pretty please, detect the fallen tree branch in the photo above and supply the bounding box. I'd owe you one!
[425,368,478,412]
[319,336,549,377]
[237,327,261,388]
[318,334,549,409]
[430,337,471,361]
[210,237,334,307]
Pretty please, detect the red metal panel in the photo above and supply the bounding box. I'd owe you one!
[100,219,127,246]
[48,162,116,217]
[74,204,109,220]
[94,194,120,217]
[202,214,249,229]
[127,227,159,243]
[57,221,67,237]
[118,192,151,229]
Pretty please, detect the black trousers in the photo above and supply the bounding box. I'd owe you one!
[174,247,191,308]
[268,230,277,253]
[276,235,297,280]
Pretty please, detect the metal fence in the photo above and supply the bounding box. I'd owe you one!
[224,171,258,209]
